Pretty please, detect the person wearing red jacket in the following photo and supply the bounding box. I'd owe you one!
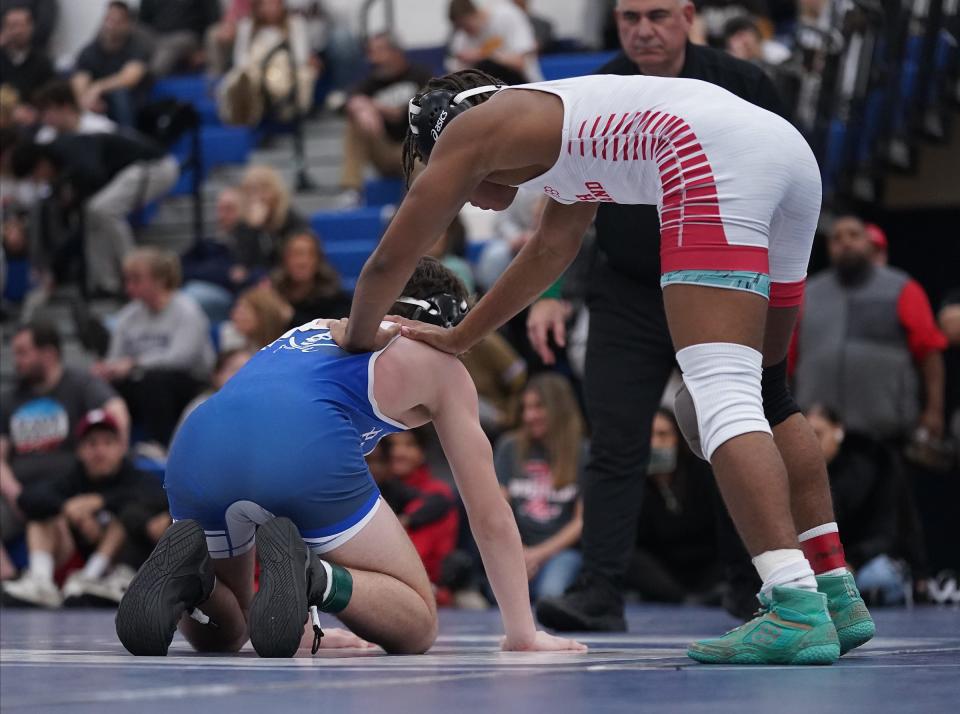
[379,430,459,584]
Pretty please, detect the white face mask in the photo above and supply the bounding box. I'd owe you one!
[647,445,678,475]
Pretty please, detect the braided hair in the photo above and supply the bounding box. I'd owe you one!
[401,68,505,187]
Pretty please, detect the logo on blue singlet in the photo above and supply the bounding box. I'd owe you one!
[360,427,383,448]
[270,326,339,354]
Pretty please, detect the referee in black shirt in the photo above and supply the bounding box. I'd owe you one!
[531,0,787,631]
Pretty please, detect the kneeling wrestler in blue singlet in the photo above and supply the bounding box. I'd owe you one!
[116,257,585,658]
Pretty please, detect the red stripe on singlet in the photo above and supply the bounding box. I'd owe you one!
[588,115,602,158]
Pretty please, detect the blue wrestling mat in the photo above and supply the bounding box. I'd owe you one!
[1,605,958,713]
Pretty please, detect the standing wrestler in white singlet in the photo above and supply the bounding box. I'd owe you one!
[332,69,875,665]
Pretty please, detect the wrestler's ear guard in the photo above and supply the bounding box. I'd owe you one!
[408,85,503,159]
[394,294,469,328]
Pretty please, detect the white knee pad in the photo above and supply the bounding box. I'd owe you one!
[674,343,771,461]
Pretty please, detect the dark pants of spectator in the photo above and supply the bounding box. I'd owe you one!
[623,547,721,604]
[579,259,757,591]
[105,89,137,128]
[116,370,203,446]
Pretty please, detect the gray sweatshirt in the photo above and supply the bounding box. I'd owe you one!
[108,293,215,381]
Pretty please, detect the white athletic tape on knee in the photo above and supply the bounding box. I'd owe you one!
[675,342,771,461]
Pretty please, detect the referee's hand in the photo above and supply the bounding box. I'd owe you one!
[526,299,573,365]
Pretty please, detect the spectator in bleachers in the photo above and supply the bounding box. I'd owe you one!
[33,80,116,144]
[1,206,28,274]
[723,15,762,61]
[939,291,960,447]
[695,1,773,46]
[805,404,918,605]
[307,1,365,102]
[476,190,544,292]
[722,15,790,67]
[511,0,554,54]
[205,0,251,76]
[233,165,307,273]
[137,0,221,78]
[1,319,130,579]
[794,215,948,444]
[182,186,247,323]
[495,373,586,600]
[460,330,527,438]
[446,0,543,82]
[218,283,292,352]
[2,409,168,608]
[0,6,53,108]
[378,429,460,585]
[270,230,351,327]
[218,0,316,126]
[91,248,214,448]
[71,1,153,128]
[10,131,179,296]
[426,215,476,295]
[337,32,432,207]
[624,409,721,604]
[0,0,56,52]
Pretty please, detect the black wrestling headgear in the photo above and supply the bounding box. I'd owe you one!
[407,84,503,159]
[394,293,469,328]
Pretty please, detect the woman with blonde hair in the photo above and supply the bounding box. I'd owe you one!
[218,0,317,125]
[493,372,587,600]
[219,284,293,351]
[232,165,308,275]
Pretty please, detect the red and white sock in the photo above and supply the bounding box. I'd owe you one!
[798,522,848,577]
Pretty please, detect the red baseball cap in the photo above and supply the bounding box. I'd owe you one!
[865,223,888,250]
[75,409,120,440]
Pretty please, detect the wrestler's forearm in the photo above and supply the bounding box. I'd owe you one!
[344,160,482,351]
[455,201,595,350]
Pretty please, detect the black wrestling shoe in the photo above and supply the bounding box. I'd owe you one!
[115,520,215,656]
[535,572,627,632]
[249,517,313,658]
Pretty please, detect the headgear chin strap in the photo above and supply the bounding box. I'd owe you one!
[394,294,469,329]
[408,84,503,159]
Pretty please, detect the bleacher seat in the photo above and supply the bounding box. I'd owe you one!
[407,46,447,75]
[151,75,210,105]
[363,177,404,207]
[168,126,253,174]
[129,202,159,229]
[324,239,379,283]
[310,206,386,246]
[198,126,254,168]
[539,52,617,81]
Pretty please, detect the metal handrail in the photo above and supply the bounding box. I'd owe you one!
[360,0,396,41]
